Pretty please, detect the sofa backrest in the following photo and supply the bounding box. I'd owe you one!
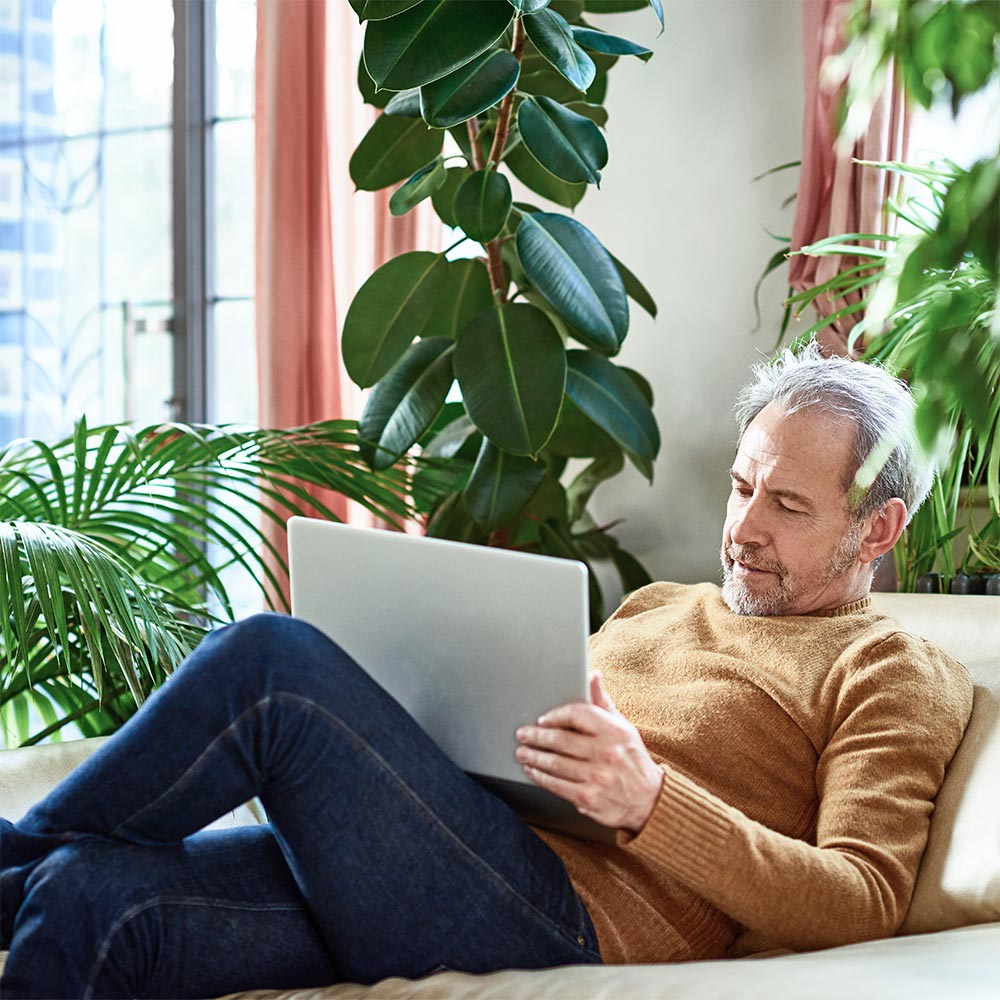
[870,593,1000,934]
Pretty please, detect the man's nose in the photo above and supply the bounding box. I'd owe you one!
[729,496,770,546]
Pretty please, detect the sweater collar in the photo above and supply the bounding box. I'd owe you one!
[802,595,872,618]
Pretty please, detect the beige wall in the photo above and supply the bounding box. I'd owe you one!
[573,0,807,597]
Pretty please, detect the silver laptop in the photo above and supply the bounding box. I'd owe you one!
[287,517,613,842]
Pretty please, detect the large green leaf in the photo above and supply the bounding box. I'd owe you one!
[358,55,393,109]
[430,166,470,227]
[510,0,553,12]
[420,48,520,128]
[518,68,586,104]
[516,212,628,352]
[571,25,652,61]
[545,396,618,456]
[342,252,448,387]
[612,252,657,317]
[583,1,647,12]
[359,338,455,469]
[565,350,660,469]
[349,113,443,191]
[504,145,586,208]
[384,88,423,117]
[422,258,493,339]
[350,0,425,21]
[517,96,607,185]
[523,8,596,92]
[566,450,624,521]
[453,303,566,456]
[454,168,513,242]
[389,157,447,216]
[463,440,546,529]
[364,0,514,90]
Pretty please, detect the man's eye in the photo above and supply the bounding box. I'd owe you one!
[779,502,804,514]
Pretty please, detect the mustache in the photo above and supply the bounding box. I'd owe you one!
[724,545,786,577]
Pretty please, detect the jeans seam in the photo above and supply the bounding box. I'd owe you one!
[110,689,592,955]
[82,896,307,1000]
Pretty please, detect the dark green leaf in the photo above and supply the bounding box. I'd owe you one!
[420,48,520,128]
[389,157,447,216]
[649,0,664,33]
[359,338,455,469]
[518,69,586,103]
[610,546,652,593]
[384,88,423,117]
[550,0,584,21]
[571,25,652,60]
[454,168,513,242]
[504,145,587,209]
[422,258,494,339]
[611,253,657,318]
[342,252,448,387]
[430,166,470,227]
[422,414,479,459]
[349,113,444,191]
[426,492,488,543]
[453,303,566,456]
[516,212,628,352]
[510,0,552,12]
[364,0,514,90]
[358,55,393,108]
[464,440,547,529]
[351,0,425,22]
[565,350,660,467]
[545,396,618,456]
[584,1,647,12]
[586,71,608,103]
[566,450,624,521]
[566,101,609,127]
[517,95,608,185]
[523,8,596,91]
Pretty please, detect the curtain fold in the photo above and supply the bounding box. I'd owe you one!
[789,0,910,357]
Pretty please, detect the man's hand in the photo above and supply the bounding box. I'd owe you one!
[515,673,664,833]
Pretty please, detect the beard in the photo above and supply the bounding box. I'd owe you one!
[720,523,865,616]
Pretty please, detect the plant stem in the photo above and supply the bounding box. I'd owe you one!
[477,18,527,304]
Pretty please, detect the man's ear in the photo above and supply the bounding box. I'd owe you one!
[858,498,907,566]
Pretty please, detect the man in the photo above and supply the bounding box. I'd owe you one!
[1,344,973,997]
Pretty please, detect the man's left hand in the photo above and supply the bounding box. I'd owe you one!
[515,673,664,833]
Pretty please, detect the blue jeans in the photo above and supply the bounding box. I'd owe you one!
[0,614,601,998]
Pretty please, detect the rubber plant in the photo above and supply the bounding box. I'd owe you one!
[0,419,412,746]
[345,0,663,627]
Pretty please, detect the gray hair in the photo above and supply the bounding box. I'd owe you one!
[734,341,934,525]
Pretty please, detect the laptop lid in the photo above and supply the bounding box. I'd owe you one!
[287,517,591,786]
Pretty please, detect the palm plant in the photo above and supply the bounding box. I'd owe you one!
[783,161,999,591]
[0,418,412,747]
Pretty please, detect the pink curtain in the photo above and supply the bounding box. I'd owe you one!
[789,0,910,356]
[255,1,439,602]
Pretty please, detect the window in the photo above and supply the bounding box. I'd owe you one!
[0,0,256,448]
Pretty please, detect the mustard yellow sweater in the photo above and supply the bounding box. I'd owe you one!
[535,582,973,964]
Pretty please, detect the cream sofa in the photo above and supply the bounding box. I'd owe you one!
[1,593,998,998]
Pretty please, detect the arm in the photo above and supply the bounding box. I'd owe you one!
[518,634,973,950]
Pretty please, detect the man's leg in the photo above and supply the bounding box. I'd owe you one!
[2,825,338,1000]
[3,614,600,987]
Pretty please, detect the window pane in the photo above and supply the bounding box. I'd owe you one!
[211,298,257,424]
[212,117,254,299]
[216,0,256,119]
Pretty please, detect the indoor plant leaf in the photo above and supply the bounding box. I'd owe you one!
[544,396,618,456]
[420,48,521,129]
[363,0,514,90]
[649,0,664,32]
[358,55,392,109]
[518,68,587,104]
[463,440,547,530]
[565,349,660,470]
[504,145,586,209]
[349,113,444,191]
[384,88,423,117]
[611,252,658,318]
[571,26,653,61]
[389,157,447,216]
[566,449,624,522]
[359,337,455,469]
[509,0,552,13]
[583,0,647,11]
[566,100,609,127]
[350,0,425,22]
[453,303,567,456]
[342,251,448,387]
[522,8,596,92]
[453,168,513,243]
[516,212,629,352]
[422,258,493,339]
[430,166,470,227]
[516,95,608,185]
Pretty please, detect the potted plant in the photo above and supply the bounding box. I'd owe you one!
[344,0,664,627]
[0,419,412,746]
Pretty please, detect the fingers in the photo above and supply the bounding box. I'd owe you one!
[534,701,604,734]
[515,724,591,759]
[589,671,617,713]
[515,745,587,783]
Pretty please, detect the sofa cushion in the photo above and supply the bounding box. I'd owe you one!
[871,594,1000,934]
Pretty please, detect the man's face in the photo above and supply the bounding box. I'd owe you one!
[721,402,869,616]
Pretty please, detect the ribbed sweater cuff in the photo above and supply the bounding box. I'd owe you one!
[617,765,733,886]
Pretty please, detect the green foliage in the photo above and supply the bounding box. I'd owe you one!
[783,162,999,590]
[347,0,662,621]
[0,420,413,746]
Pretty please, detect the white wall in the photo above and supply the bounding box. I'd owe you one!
[573,0,806,595]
